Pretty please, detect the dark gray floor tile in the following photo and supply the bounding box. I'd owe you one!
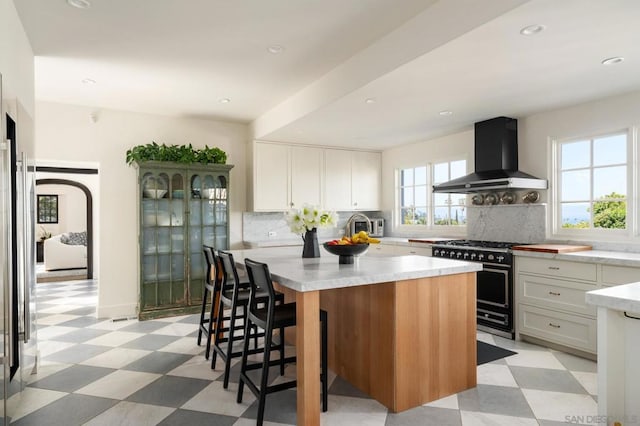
[123,351,193,374]
[492,336,548,351]
[241,389,297,425]
[126,375,210,408]
[510,366,588,394]
[44,344,112,364]
[120,334,181,351]
[118,320,172,334]
[29,364,115,392]
[328,375,370,399]
[176,314,200,324]
[57,316,101,328]
[11,393,117,426]
[65,306,97,316]
[552,351,597,373]
[457,384,535,418]
[386,406,461,426]
[158,409,237,426]
[51,327,111,343]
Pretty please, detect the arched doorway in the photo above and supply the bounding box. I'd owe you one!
[35,178,94,279]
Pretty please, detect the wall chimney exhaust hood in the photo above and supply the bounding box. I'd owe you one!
[433,116,547,194]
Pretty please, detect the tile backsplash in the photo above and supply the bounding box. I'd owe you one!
[467,204,546,244]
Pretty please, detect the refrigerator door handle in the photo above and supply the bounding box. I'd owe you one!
[21,151,31,343]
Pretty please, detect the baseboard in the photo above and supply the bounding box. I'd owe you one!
[97,303,138,320]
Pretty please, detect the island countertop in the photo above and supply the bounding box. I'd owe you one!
[228,246,482,292]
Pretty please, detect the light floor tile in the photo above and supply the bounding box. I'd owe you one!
[477,364,518,387]
[88,318,140,331]
[75,370,161,400]
[522,389,598,424]
[38,304,84,314]
[83,401,175,426]
[476,332,496,345]
[233,418,292,426]
[37,340,77,357]
[157,336,206,354]
[571,371,598,396]
[6,387,68,421]
[505,349,567,370]
[151,322,198,337]
[181,381,256,417]
[80,347,152,369]
[84,331,145,347]
[319,394,388,426]
[460,410,540,426]
[37,314,79,326]
[166,355,224,380]
[36,326,78,340]
[424,394,459,410]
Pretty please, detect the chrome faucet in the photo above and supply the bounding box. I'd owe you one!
[344,213,371,236]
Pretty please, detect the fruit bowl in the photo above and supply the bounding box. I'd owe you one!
[322,242,369,264]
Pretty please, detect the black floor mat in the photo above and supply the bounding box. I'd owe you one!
[477,341,517,365]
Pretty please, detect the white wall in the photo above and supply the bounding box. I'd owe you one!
[35,184,86,236]
[35,101,249,318]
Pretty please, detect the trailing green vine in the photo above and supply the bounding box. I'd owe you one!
[125,142,227,165]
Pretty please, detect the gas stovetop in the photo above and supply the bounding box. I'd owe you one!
[434,240,522,250]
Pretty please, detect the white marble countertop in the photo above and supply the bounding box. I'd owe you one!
[513,249,640,268]
[586,282,640,314]
[228,246,482,292]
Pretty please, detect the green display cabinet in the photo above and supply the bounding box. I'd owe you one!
[134,161,233,320]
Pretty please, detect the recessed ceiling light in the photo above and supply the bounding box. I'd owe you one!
[519,24,545,36]
[218,98,231,104]
[601,56,624,66]
[67,0,91,9]
[439,110,453,116]
[365,98,376,104]
[267,45,285,54]
[81,78,96,84]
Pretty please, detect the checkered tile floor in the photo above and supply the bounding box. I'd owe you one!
[10,279,599,425]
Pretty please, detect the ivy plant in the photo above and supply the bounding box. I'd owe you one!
[125,142,227,165]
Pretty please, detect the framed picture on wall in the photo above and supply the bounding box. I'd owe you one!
[37,194,59,224]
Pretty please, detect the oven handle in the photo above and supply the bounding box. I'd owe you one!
[478,266,510,308]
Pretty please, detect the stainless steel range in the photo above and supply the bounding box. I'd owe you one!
[432,240,519,339]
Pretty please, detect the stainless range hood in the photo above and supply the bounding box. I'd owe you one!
[433,117,547,194]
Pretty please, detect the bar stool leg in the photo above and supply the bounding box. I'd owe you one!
[237,316,252,404]
[204,293,216,360]
[279,326,285,376]
[256,324,273,426]
[222,299,239,389]
[321,310,328,412]
[211,293,225,370]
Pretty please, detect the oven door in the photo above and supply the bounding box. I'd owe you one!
[477,265,510,308]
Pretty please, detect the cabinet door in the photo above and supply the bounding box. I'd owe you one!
[254,143,289,210]
[290,145,322,208]
[351,151,381,210]
[324,149,352,210]
[140,170,186,310]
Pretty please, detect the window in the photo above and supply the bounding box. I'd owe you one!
[37,195,59,224]
[398,159,467,227]
[554,132,628,232]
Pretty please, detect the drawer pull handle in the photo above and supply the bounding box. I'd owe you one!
[548,266,560,270]
[548,322,561,329]
[549,291,561,296]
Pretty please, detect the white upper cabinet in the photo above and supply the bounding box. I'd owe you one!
[252,141,380,211]
[253,142,323,211]
[325,149,381,211]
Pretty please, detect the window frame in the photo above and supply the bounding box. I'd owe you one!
[395,157,468,231]
[550,127,636,240]
[37,194,59,224]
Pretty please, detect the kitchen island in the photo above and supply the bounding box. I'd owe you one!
[229,246,482,425]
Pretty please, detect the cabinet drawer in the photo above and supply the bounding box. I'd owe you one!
[516,257,596,282]
[395,245,431,256]
[602,265,640,286]
[519,304,596,353]
[367,244,395,256]
[519,274,596,316]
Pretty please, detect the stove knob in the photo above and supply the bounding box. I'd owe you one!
[470,253,477,260]
[463,252,469,259]
[434,249,440,256]
[478,253,485,261]
[456,252,462,258]
[487,254,495,261]
[497,255,505,262]
[449,251,455,258]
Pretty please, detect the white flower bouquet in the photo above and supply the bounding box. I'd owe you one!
[286,204,338,235]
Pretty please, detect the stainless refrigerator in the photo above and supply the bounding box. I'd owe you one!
[0,72,38,424]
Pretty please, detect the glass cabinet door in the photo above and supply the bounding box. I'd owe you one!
[141,171,187,310]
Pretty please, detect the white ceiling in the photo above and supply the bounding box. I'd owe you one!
[15,0,640,150]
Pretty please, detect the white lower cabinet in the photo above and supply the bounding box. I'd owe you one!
[367,243,431,257]
[516,257,598,354]
[394,245,432,256]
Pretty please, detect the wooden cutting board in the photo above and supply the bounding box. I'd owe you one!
[512,244,592,253]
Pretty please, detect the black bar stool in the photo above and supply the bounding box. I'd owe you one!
[238,258,328,426]
[212,250,285,388]
[197,245,226,360]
